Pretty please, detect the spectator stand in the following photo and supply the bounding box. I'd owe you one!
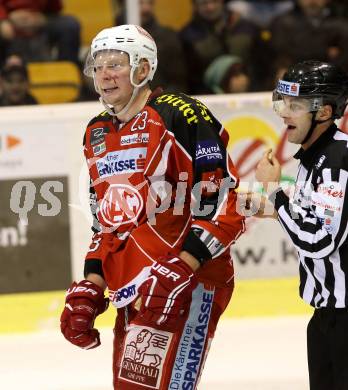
[28,61,81,104]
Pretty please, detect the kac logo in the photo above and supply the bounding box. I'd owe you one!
[99,184,143,226]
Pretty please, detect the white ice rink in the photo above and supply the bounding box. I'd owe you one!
[0,316,310,390]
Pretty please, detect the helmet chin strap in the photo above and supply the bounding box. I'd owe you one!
[301,112,331,145]
[301,112,318,145]
[99,87,139,118]
[97,65,150,119]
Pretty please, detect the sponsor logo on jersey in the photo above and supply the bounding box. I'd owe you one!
[120,133,149,146]
[93,141,106,156]
[155,94,214,125]
[99,184,143,226]
[155,95,199,125]
[317,183,343,198]
[195,141,223,165]
[311,199,341,212]
[148,118,161,126]
[109,284,137,303]
[311,182,343,214]
[96,148,147,178]
[200,168,224,195]
[90,127,109,146]
[276,80,300,96]
[119,325,173,389]
[318,216,334,233]
[109,268,151,308]
[169,285,214,390]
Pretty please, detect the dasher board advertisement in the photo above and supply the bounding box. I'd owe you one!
[1,96,347,281]
[0,177,71,293]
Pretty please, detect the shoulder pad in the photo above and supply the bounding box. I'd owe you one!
[326,138,348,170]
[149,92,217,127]
[87,110,112,127]
[148,92,223,161]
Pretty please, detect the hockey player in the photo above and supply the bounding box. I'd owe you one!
[255,60,348,390]
[60,24,245,389]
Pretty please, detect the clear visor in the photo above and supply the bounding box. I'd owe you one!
[272,91,323,117]
[83,49,130,78]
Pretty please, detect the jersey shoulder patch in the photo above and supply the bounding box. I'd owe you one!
[84,111,111,146]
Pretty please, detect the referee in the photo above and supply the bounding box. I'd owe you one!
[255,60,348,390]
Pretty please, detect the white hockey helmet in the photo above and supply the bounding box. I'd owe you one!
[84,24,158,82]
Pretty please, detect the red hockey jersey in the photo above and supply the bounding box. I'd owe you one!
[83,92,245,308]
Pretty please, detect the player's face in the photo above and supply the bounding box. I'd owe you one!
[94,50,133,108]
[276,96,313,144]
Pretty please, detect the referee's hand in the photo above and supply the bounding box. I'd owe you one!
[255,149,281,193]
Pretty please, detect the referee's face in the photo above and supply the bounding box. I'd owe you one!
[279,103,313,144]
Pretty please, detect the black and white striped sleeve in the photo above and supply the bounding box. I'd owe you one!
[270,168,348,259]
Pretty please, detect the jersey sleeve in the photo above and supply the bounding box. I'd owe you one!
[82,119,105,278]
[270,167,348,259]
[161,94,245,262]
[183,143,245,260]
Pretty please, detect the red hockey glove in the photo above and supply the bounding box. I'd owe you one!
[60,280,109,350]
[137,256,198,327]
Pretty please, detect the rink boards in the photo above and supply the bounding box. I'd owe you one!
[0,276,312,334]
[0,95,325,335]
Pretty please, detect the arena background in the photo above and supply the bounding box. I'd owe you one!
[2,0,348,388]
[1,93,330,389]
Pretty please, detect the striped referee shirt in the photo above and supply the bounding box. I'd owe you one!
[271,124,348,308]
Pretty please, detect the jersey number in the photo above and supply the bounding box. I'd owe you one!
[131,111,148,132]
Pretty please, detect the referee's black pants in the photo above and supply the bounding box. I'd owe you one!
[307,308,348,390]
